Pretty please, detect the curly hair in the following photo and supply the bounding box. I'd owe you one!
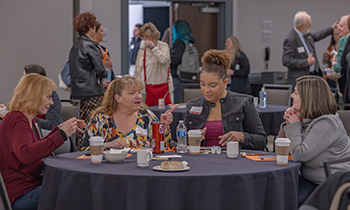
[73,11,97,35]
[92,75,145,116]
[201,49,232,80]
[139,22,160,41]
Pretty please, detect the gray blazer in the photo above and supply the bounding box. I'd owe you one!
[282,27,333,85]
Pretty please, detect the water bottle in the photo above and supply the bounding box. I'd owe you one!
[176,120,187,153]
[259,87,267,108]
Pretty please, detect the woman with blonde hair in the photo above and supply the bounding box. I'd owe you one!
[185,49,266,150]
[134,22,173,106]
[278,75,350,206]
[225,36,251,94]
[82,75,176,150]
[0,74,85,210]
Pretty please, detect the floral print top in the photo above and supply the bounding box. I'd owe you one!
[81,109,170,150]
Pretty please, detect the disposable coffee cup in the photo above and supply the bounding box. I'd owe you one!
[188,130,202,155]
[253,97,259,107]
[158,99,165,109]
[89,136,104,164]
[227,141,239,158]
[140,40,146,50]
[137,149,153,167]
[275,138,291,165]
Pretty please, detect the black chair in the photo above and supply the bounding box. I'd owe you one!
[182,83,201,103]
[0,172,12,210]
[262,84,293,106]
[60,99,81,146]
[324,157,350,178]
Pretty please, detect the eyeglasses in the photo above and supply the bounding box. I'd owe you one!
[46,95,52,101]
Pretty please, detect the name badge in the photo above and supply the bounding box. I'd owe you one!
[130,44,134,50]
[297,47,305,54]
[235,64,240,70]
[136,127,147,136]
[189,106,203,115]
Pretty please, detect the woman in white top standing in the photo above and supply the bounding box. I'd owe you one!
[134,22,173,106]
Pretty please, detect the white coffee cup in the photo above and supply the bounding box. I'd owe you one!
[188,130,202,155]
[227,141,239,158]
[158,99,165,109]
[137,149,153,167]
[253,97,259,107]
[89,136,104,164]
[140,40,146,50]
[275,138,291,165]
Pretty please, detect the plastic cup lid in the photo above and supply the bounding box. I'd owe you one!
[275,138,291,144]
[89,136,104,142]
[188,130,202,136]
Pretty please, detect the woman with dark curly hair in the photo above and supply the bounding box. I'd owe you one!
[69,11,107,149]
[185,49,267,150]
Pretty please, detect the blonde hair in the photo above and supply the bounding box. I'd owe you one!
[8,74,56,114]
[227,36,243,59]
[93,75,145,115]
[201,49,231,80]
[139,22,161,41]
[296,75,337,119]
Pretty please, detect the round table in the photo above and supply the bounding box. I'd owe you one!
[149,105,288,140]
[38,151,300,210]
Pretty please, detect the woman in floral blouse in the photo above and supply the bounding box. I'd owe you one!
[82,75,176,150]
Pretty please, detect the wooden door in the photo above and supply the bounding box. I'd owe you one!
[171,2,218,64]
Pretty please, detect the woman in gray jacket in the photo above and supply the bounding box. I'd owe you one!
[278,75,350,206]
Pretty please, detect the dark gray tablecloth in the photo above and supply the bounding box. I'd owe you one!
[149,105,288,140]
[38,151,300,210]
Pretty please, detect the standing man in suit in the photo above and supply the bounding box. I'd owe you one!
[282,11,338,86]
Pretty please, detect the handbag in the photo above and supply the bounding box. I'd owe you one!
[143,50,171,106]
[58,61,71,92]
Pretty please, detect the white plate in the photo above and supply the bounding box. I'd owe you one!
[153,165,190,172]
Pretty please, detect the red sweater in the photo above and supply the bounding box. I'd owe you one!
[0,111,64,203]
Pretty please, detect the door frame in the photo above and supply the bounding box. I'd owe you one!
[122,0,233,74]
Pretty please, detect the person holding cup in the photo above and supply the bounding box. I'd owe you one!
[277,75,350,206]
[185,49,267,150]
[134,22,174,106]
[81,75,176,150]
[0,74,86,210]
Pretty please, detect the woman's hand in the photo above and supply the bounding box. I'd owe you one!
[200,127,207,141]
[145,40,155,49]
[283,107,301,125]
[59,118,86,137]
[102,80,110,89]
[161,106,178,127]
[105,138,128,149]
[218,131,245,146]
[226,68,234,76]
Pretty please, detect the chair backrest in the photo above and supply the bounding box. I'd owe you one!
[262,84,293,106]
[337,110,350,135]
[182,83,202,103]
[60,99,80,146]
[0,172,12,210]
[324,156,350,178]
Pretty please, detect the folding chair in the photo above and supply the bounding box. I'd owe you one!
[262,84,293,106]
[0,172,12,210]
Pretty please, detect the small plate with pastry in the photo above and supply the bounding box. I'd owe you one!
[153,160,190,172]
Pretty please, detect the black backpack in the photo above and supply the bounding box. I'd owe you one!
[177,43,199,82]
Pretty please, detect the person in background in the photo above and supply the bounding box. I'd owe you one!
[225,36,251,94]
[0,74,85,210]
[69,11,107,149]
[330,15,350,98]
[161,27,171,47]
[282,11,337,86]
[185,49,267,150]
[91,21,115,90]
[129,23,143,75]
[23,64,78,152]
[278,75,350,206]
[81,75,176,150]
[170,20,195,103]
[134,22,173,105]
[322,31,341,89]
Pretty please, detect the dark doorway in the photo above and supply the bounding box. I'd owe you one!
[144,7,169,38]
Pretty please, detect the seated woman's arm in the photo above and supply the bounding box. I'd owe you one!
[283,117,342,162]
[240,99,267,150]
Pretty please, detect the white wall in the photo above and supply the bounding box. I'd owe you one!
[129,4,144,43]
[0,0,73,104]
[237,0,349,73]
